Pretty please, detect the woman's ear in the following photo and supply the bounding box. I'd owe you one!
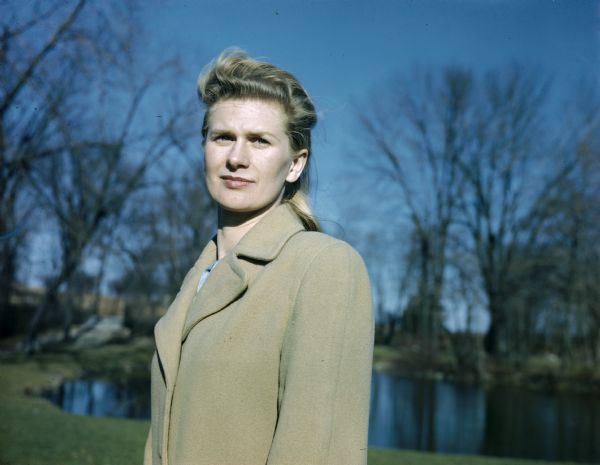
[286,149,308,183]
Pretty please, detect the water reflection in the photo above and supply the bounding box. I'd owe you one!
[369,372,600,463]
[44,379,150,419]
[46,373,600,462]
[369,373,485,454]
[482,387,600,462]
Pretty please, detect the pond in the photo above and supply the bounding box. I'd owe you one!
[369,372,600,463]
[45,372,600,463]
[44,378,150,420]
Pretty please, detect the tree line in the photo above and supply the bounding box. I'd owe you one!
[350,64,600,370]
[0,1,214,351]
[2,2,598,369]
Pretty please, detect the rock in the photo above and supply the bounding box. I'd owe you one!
[527,352,561,374]
[70,315,101,339]
[72,316,131,349]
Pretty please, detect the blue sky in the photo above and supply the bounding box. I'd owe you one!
[140,0,599,330]
[143,0,599,224]
[6,0,598,328]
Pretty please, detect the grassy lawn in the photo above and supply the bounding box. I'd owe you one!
[0,341,590,465]
[0,344,150,465]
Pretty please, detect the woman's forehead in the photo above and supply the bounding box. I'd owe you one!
[208,98,287,133]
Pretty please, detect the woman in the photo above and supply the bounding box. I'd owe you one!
[144,50,373,465]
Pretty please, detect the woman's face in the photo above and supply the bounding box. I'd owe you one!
[204,99,306,215]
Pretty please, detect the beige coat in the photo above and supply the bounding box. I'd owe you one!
[144,204,373,465]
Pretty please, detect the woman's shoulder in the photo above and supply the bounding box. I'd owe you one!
[283,230,368,272]
[280,231,372,305]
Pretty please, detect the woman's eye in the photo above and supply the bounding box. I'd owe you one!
[213,134,234,143]
[252,137,270,146]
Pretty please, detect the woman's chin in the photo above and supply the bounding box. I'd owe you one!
[218,200,282,218]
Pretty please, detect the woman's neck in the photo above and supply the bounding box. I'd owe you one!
[216,201,282,260]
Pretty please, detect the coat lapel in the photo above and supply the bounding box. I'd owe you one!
[155,204,305,388]
[181,204,305,341]
[154,239,217,390]
[181,252,248,341]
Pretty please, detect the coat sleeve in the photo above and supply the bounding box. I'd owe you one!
[266,242,374,465]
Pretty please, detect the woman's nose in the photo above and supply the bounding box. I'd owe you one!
[226,140,249,170]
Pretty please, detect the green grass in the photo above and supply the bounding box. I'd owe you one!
[0,341,590,465]
[0,358,148,465]
[0,339,155,465]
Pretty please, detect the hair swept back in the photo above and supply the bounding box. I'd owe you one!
[197,49,320,232]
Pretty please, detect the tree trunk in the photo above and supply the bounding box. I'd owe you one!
[61,295,73,343]
[595,329,600,365]
[0,242,17,338]
[484,297,505,357]
[418,236,432,347]
[24,280,60,352]
[24,255,78,352]
[383,315,397,345]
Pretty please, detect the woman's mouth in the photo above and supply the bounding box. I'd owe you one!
[221,175,253,188]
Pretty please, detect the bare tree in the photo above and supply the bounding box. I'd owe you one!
[355,230,413,345]
[112,158,216,306]
[356,66,473,351]
[453,65,553,357]
[24,92,192,348]
[353,63,600,363]
[530,83,600,361]
[0,1,199,350]
[0,1,88,321]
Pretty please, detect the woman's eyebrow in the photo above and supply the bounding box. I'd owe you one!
[208,128,282,141]
[247,130,277,138]
[208,128,231,134]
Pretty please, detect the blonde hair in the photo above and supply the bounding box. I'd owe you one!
[197,50,320,232]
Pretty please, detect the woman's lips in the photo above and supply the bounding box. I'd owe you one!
[221,175,253,188]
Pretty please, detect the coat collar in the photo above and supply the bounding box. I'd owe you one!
[233,203,305,262]
[154,203,305,389]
